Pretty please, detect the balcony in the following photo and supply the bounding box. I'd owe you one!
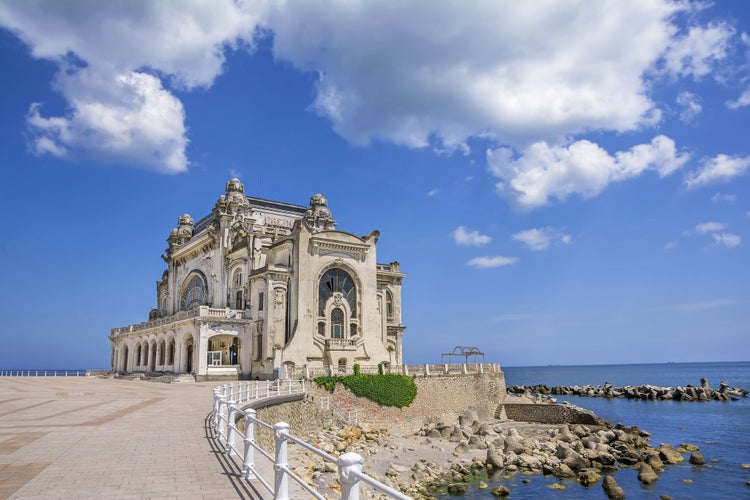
[325,338,358,351]
[111,306,249,337]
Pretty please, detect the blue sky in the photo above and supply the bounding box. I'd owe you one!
[0,1,748,370]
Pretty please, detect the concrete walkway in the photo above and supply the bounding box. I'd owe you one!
[0,377,277,499]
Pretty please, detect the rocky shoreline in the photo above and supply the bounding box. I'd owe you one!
[508,378,748,401]
[288,405,706,499]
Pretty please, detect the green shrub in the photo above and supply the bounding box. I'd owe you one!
[313,373,417,408]
[353,363,361,376]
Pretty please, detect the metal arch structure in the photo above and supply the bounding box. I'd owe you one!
[441,345,485,364]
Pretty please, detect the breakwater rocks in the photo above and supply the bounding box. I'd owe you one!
[508,378,748,401]
[285,411,703,499]
[414,418,702,499]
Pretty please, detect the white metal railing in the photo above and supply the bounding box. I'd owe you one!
[211,381,411,500]
[0,370,88,377]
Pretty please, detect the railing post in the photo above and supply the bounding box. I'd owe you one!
[226,401,237,456]
[273,422,291,500]
[479,363,484,374]
[288,378,292,394]
[255,381,259,399]
[338,452,364,500]
[242,409,257,479]
[223,383,228,398]
[212,388,221,428]
[425,364,430,376]
[266,380,270,398]
[229,383,235,402]
[305,365,310,379]
[462,363,467,374]
[246,381,251,402]
[403,365,409,376]
[218,396,228,446]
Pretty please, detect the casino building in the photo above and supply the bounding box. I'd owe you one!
[109,179,405,380]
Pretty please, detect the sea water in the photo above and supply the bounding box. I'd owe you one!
[448,361,750,500]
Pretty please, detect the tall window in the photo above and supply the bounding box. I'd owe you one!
[331,308,344,338]
[318,268,356,316]
[255,334,263,361]
[181,274,206,310]
[258,292,264,311]
[386,290,394,320]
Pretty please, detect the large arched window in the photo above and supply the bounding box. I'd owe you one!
[318,268,357,316]
[181,273,206,310]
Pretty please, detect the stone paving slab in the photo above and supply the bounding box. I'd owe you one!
[0,377,293,499]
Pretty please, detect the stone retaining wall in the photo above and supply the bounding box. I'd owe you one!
[238,372,508,449]
[499,403,603,425]
[305,373,506,432]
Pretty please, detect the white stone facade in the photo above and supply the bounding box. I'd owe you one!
[109,179,406,380]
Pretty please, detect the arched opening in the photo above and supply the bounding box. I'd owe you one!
[386,290,394,320]
[158,340,165,366]
[186,343,193,373]
[122,346,129,372]
[135,345,142,368]
[337,358,347,373]
[150,342,157,371]
[229,337,238,365]
[167,339,175,366]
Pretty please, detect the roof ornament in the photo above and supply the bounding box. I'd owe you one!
[166,214,194,253]
[304,193,337,232]
[214,178,250,216]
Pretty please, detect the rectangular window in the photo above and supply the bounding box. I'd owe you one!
[255,334,263,361]
[236,290,243,310]
[258,292,264,311]
[332,324,343,339]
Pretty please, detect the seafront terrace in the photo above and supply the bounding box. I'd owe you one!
[0,376,283,499]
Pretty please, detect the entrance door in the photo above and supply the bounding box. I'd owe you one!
[186,344,193,373]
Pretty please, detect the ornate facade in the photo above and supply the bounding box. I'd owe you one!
[109,179,406,380]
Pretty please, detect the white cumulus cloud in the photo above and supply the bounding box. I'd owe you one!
[676,91,702,122]
[467,256,518,269]
[685,154,750,189]
[711,192,737,203]
[27,70,188,173]
[661,22,734,79]
[712,233,741,248]
[692,222,728,234]
[264,1,686,150]
[0,1,262,172]
[513,227,571,251]
[488,135,690,208]
[452,226,492,246]
[726,89,750,109]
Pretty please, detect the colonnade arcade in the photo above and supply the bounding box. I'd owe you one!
[113,331,196,373]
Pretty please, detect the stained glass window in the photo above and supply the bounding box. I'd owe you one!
[318,268,357,316]
[181,274,206,310]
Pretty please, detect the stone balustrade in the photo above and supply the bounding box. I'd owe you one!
[289,362,501,379]
[111,306,248,337]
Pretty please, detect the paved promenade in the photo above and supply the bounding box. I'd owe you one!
[0,376,275,499]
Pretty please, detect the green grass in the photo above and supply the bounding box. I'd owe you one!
[314,373,417,408]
